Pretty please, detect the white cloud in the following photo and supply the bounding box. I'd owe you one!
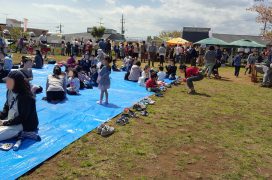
[0,0,262,38]
[105,0,118,5]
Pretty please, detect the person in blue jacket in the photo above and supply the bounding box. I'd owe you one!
[233,51,243,77]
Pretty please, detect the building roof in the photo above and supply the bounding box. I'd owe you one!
[212,33,270,45]
[6,18,22,24]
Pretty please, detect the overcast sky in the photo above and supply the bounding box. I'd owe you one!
[0,0,269,38]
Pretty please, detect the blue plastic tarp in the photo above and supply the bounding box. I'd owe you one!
[0,65,152,179]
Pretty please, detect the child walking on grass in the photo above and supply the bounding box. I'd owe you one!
[233,51,243,77]
[97,56,111,105]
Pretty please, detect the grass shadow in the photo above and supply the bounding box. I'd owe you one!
[192,92,211,97]
[217,77,232,82]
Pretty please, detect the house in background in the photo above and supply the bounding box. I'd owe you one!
[64,27,125,43]
[0,18,48,38]
[182,27,211,43]
[6,18,22,28]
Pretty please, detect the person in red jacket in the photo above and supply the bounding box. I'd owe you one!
[146,72,160,93]
[183,63,204,94]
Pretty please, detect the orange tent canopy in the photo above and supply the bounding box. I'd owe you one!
[166,37,190,45]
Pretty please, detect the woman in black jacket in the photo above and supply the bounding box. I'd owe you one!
[0,70,39,141]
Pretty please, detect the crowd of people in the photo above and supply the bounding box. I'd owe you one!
[0,29,272,149]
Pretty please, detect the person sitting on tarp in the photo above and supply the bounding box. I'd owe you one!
[138,65,151,87]
[3,55,13,75]
[0,71,39,142]
[78,52,92,73]
[19,57,43,94]
[67,68,80,95]
[146,72,161,93]
[128,61,142,82]
[76,66,92,89]
[165,60,177,80]
[44,65,67,102]
[67,54,77,68]
[33,50,44,69]
[89,65,98,87]
[112,59,120,72]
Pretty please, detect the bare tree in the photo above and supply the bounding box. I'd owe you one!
[248,1,272,40]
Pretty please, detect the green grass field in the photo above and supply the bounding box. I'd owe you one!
[14,52,272,179]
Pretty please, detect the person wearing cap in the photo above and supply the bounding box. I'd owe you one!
[0,71,39,141]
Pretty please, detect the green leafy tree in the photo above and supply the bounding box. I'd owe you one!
[9,27,29,41]
[91,26,106,40]
[147,36,153,43]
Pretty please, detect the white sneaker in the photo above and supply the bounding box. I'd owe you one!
[97,124,105,134]
[101,125,115,137]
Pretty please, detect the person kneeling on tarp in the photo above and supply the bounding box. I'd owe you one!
[0,71,39,141]
[183,63,204,94]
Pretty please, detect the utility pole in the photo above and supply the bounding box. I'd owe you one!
[97,17,104,27]
[120,14,125,35]
[56,23,64,34]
